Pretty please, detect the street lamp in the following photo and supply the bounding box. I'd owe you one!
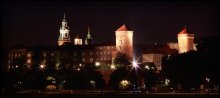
[111,65,116,70]
[165,79,170,86]
[40,64,45,69]
[205,77,210,92]
[145,65,150,70]
[132,61,138,68]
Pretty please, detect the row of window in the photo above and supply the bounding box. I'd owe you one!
[8,54,21,58]
[82,51,112,56]
[82,57,112,62]
[96,46,115,50]
[10,51,113,58]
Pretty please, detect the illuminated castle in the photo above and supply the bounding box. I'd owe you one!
[177,27,195,53]
[6,14,197,72]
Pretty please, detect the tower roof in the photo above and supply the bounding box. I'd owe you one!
[178,26,193,34]
[62,13,66,22]
[116,24,132,31]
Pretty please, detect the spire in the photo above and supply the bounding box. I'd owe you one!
[87,26,92,39]
[88,27,90,34]
[61,13,68,29]
[62,13,66,22]
[85,26,92,45]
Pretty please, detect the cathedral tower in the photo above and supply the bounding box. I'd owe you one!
[177,26,195,53]
[58,13,71,46]
[115,24,133,59]
[85,27,93,45]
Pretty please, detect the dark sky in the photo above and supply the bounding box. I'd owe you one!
[1,0,219,48]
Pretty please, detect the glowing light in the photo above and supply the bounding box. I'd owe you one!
[206,77,210,82]
[95,62,100,67]
[145,65,150,70]
[130,56,141,70]
[40,64,45,69]
[132,61,138,68]
[90,80,96,86]
[111,65,116,70]
[165,79,170,86]
[119,80,130,89]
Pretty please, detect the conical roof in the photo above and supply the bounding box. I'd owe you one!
[178,27,193,34]
[116,24,132,31]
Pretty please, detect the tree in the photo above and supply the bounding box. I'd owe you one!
[162,37,219,90]
[113,52,131,68]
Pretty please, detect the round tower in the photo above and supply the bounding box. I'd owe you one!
[115,24,133,59]
[177,26,195,53]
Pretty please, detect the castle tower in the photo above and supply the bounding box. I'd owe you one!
[115,24,133,59]
[58,13,71,46]
[85,27,93,45]
[177,26,195,53]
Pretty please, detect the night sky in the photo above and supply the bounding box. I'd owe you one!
[1,0,219,48]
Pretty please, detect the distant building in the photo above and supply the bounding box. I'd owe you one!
[74,35,83,45]
[115,24,133,59]
[58,13,71,46]
[177,27,195,53]
[142,43,177,71]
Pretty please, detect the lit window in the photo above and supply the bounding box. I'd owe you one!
[43,52,46,57]
[119,46,122,51]
[120,40,123,45]
[27,53,31,58]
[100,52,102,55]
[82,58,85,62]
[27,59,31,64]
[100,58,103,61]
[108,46,110,49]
[90,58,93,62]
[90,52,93,55]
[104,52,106,54]
[96,52,98,55]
